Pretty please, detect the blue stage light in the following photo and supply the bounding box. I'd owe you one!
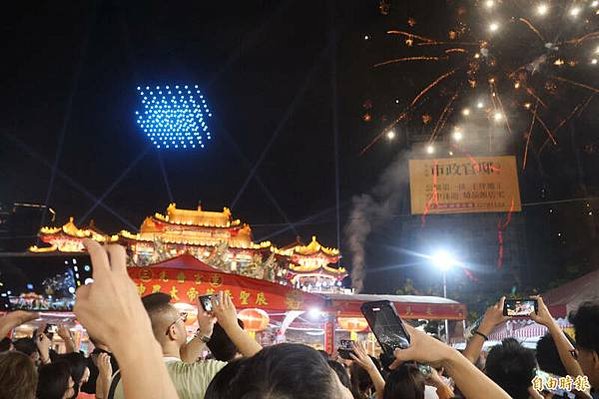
[135,83,213,150]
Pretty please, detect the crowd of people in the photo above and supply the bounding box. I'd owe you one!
[1,239,598,399]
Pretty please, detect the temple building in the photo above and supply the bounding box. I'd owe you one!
[30,203,347,293]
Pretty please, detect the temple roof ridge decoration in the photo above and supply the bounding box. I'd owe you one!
[29,203,348,292]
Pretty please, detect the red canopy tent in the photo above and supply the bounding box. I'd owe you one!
[127,254,326,312]
[542,268,599,318]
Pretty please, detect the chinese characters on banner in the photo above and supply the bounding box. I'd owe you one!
[532,374,591,393]
[409,156,522,215]
[128,267,323,312]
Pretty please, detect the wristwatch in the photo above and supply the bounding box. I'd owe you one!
[195,329,212,343]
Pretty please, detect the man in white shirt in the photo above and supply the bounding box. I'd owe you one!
[111,291,261,399]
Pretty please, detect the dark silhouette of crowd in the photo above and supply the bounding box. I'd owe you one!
[1,240,598,399]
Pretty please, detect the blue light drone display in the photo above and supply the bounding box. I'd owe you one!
[135,85,212,149]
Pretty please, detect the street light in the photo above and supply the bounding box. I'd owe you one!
[430,250,457,342]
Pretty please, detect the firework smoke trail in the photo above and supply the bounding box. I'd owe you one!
[345,152,411,293]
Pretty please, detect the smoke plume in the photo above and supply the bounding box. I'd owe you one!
[345,152,411,293]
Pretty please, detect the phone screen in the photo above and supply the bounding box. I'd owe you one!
[0,255,93,312]
[361,300,410,356]
[199,295,213,313]
[337,339,355,360]
[503,299,538,317]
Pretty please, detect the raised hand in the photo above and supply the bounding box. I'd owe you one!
[530,296,554,327]
[212,291,238,332]
[0,311,39,338]
[479,296,509,335]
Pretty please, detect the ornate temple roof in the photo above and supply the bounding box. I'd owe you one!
[153,203,242,228]
[39,217,118,242]
[277,236,340,258]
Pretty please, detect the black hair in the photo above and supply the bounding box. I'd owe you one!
[328,360,351,389]
[350,361,374,399]
[204,359,247,398]
[37,361,72,399]
[569,301,599,354]
[536,332,575,377]
[485,338,537,399]
[205,343,341,399]
[383,364,425,399]
[0,351,38,399]
[318,350,331,360]
[206,319,244,361]
[0,337,12,352]
[13,337,38,356]
[141,292,172,312]
[54,352,88,398]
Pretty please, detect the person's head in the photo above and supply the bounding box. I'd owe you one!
[328,360,351,389]
[204,359,247,398]
[382,364,425,399]
[536,332,575,377]
[0,337,13,352]
[37,361,75,399]
[318,350,331,361]
[205,343,353,399]
[485,338,537,399]
[13,337,40,365]
[206,319,244,361]
[350,361,374,398]
[141,293,187,349]
[54,352,90,398]
[570,301,599,388]
[0,351,38,399]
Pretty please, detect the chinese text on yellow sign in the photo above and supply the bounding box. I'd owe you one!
[409,156,522,215]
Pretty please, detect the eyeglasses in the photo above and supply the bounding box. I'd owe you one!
[165,312,188,336]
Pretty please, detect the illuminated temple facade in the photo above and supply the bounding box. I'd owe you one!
[30,204,347,292]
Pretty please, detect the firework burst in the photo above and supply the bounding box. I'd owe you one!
[365,0,599,169]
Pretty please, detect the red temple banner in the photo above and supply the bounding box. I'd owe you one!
[127,255,326,312]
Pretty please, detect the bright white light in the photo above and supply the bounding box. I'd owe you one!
[426,145,435,154]
[489,22,500,32]
[453,130,463,141]
[570,7,581,16]
[536,4,548,15]
[595,46,599,54]
[308,308,323,319]
[462,108,471,116]
[477,101,485,109]
[431,251,457,271]
[448,151,454,156]
[485,0,495,9]
[364,35,370,40]
[592,1,599,7]
[386,130,396,140]
[592,58,598,65]
[493,112,504,122]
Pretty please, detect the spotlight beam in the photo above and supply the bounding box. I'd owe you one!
[157,152,174,203]
[4,133,137,231]
[230,41,333,210]
[78,144,152,224]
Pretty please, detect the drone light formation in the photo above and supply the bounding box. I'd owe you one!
[135,84,213,150]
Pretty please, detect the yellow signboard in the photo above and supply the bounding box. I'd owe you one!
[409,155,521,215]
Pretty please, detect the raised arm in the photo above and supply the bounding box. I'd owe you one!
[180,309,215,363]
[95,352,113,399]
[74,240,178,399]
[350,341,386,399]
[212,291,262,357]
[57,324,77,353]
[0,310,38,339]
[390,324,511,399]
[463,297,507,364]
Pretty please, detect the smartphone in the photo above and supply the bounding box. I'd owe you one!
[44,324,58,334]
[337,339,356,360]
[0,255,93,312]
[199,295,213,313]
[361,300,410,368]
[503,299,538,317]
[417,364,433,377]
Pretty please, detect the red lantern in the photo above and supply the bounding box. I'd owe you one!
[238,308,270,332]
[337,317,369,332]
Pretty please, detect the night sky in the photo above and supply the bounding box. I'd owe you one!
[2,1,598,295]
